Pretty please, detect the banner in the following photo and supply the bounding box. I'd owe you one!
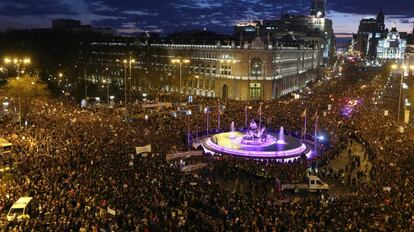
[166,150,203,161]
[384,110,389,116]
[142,102,172,109]
[135,144,152,154]
[107,207,116,216]
[404,110,410,124]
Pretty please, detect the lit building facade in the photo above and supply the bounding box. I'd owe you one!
[148,36,323,101]
[234,0,334,62]
[352,10,385,60]
[377,25,407,62]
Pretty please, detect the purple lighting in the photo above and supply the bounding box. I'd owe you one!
[201,131,312,160]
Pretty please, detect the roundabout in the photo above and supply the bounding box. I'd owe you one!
[199,120,314,161]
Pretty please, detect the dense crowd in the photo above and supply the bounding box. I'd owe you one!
[0,62,413,231]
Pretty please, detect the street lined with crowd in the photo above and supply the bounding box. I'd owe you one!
[0,63,413,231]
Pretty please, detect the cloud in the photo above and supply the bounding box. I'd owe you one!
[0,0,413,35]
[0,0,76,16]
[122,10,159,16]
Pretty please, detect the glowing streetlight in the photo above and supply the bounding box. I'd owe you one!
[122,57,136,110]
[4,58,11,64]
[3,56,32,127]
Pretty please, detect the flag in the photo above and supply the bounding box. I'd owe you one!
[301,109,307,118]
[313,110,318,120]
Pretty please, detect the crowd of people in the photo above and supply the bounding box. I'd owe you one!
[0,61,413,231]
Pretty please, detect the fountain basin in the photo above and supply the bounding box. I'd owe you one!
[202,132,311,160]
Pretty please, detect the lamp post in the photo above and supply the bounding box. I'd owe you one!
[392,64,406,125]
[171,59,190,106]
[58,72,64,89]
[102,67,110,105]
[123,60,128,107]
[123,58,135,108]
[4,57,31,127]
[129,58,135,103]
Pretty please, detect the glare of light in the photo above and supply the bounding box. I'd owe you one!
[403,83,408,89]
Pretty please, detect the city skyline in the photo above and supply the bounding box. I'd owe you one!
[0,0,413,37]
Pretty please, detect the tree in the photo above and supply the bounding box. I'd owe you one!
[3,75,49,123]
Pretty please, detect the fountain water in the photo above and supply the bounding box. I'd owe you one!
[229,121,236,139]
[201,121,312,160]
[277,126,287,144]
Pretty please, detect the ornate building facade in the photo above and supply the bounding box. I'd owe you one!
[149,35,323,101]
[377,25,407,62]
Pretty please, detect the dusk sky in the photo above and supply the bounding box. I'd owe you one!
[0,0,413,37]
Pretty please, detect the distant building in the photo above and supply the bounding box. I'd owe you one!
[377,25,407,62]
[405,24,414,75]
[310,0,327,18]
[234,0,334,61]
[77,28,324,101]
[75,0,327,101]
[352,10,386,60]
[52,18,116,35]
[52,19,81,29]
[146,35,323,100]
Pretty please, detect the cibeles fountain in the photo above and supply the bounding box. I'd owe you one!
[201,119,312,161]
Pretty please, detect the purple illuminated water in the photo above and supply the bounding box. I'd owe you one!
[277,127,287,144]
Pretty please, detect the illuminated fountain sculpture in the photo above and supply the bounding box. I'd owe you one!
[242,119,267,145]
[199,118,313,161]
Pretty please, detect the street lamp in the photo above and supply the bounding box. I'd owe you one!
[102,68,110,106]
[4,57,31,127]
[391,63,413,126]
[4,57,31,79]
[171,58,190,106]
[123,58,136,108]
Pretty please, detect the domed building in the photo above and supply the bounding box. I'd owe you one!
[377,24,407,63]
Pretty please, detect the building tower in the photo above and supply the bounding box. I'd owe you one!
[376,9,385,32]
[310,0,326,18]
